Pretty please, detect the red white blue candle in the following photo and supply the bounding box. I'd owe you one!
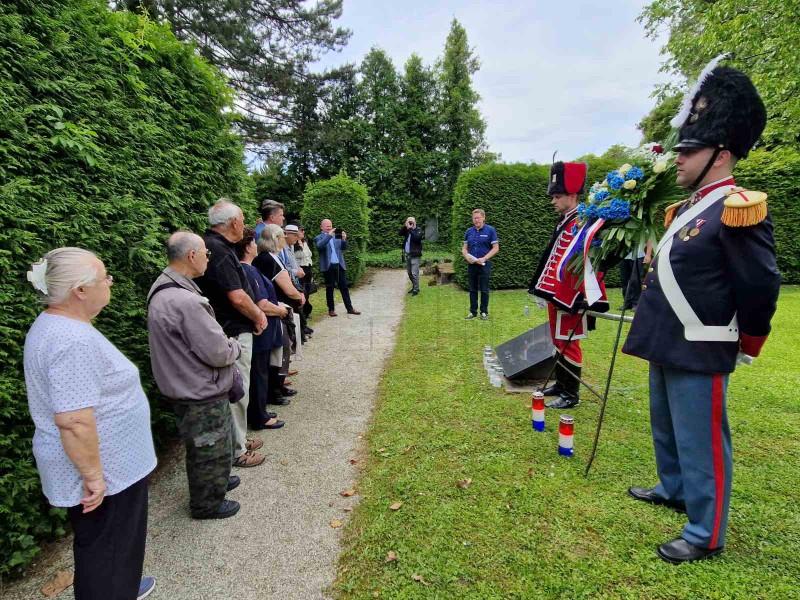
[532,392,545,431]
[558,414,574,457]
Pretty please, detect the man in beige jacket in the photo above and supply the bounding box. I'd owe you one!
[147,231,245,519]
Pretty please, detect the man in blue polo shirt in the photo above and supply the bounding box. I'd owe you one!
[461,208,499,320]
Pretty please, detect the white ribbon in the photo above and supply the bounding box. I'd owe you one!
[27,259,48,295]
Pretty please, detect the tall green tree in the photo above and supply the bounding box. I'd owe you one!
[637,93,681,144]
[356,48,406,249]
[439,19,491,199]
[397,54,445,222]
[639,0,800,148]
[120,0,351,146]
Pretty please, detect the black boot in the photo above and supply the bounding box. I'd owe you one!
[541,363,566,396]
[545,362,580,409]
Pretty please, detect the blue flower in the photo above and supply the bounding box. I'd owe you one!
[596,199,631,220]
[570,223,578,234]
[577,202,599,221]
[591,239,602,248]
[606,171,619,183]
[625,167,644,180]
[608,175,625,190]
[594,190,611,202]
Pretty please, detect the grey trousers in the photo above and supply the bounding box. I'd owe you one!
[231,332,253,458]
[406,256,420,292]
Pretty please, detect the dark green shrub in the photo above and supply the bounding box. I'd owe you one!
[301,173,370,286]
[0,0,249,576]
[736,147,800,284]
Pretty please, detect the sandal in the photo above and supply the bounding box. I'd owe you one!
[246,438,263,451]
[234,451,266,468]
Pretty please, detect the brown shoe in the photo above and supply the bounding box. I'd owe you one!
[234,451,266,468]
[329,310,338,317]
[287,369,298,376]
[347,308,361,315]
[245,438,263,452]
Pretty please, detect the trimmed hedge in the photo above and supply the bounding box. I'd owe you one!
[301,173,370,286]
[0,0,249,577]
[737,148,800,284]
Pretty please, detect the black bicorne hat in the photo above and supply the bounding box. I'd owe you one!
[548,161,587,196]
[673,65,766,159]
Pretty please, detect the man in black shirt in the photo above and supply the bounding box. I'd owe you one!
[399,216,423,295]
[196,199,267,468]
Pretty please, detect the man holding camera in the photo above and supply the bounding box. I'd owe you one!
[315,219,361,317]
[399,216,423,296]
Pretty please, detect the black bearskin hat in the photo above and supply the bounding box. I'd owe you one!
[673,66,766,159]
[548,161,587,196]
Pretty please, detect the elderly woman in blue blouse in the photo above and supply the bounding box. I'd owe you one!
[24,248,157,600]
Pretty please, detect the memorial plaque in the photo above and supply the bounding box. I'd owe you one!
[494,322,556,380]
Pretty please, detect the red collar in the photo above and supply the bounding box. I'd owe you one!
[694,176,735,201]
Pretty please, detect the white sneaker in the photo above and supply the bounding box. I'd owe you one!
[465,313,477,320]
[137,577,156,600]
[480,313,488,320]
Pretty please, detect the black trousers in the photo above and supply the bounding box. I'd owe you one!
[300,270,313,319]
[323,264,353,311]
[248,351,272,428]
[467,262,492,315]
[67,476,148,600]
[619,258,644,308]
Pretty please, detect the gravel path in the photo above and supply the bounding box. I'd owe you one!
[1,269,408,600]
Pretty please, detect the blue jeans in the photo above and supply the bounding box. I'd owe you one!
[649,363,732,548]
[468,262,491,315]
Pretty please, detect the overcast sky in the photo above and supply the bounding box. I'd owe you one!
[314,0,678,164]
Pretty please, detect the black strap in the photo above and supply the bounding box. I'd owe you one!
[147,282,183,306]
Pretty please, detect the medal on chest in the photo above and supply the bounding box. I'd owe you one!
[679,219,706,242]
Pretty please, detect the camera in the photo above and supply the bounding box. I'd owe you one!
[334,227,343,238]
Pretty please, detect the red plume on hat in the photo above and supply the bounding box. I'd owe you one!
[548,157,587,196]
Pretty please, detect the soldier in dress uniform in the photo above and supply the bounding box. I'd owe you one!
[530,161,609,409]
[623,64,781,563]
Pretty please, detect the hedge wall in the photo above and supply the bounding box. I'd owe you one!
[301,173,370,286]
[737,148,800,284]
[0,0,250,576]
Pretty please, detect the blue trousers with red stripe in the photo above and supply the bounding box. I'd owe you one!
[648,364,732,549]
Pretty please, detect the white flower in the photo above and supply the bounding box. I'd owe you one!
[623,179,637,190]
[618,163,633,176]
[27,259,48,294]
[653,160,668,174]
[588,193,596,203]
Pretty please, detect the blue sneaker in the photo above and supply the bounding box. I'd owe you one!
[137,577,156,599]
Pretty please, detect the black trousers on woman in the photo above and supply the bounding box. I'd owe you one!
[67,476,148,600]
[248,350,272,428]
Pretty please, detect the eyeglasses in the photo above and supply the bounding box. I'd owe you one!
[99,274,113,287]
[205,249,212,258]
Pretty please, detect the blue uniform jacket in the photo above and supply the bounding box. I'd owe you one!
[623,179,780,374]
[315,232,348,272]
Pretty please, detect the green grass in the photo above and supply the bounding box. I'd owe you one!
[334,283,800,599]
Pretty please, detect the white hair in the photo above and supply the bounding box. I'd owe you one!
[166,231,203,262]
[257,224,285,254]
[37,247,100,305]
[208,198,242,227]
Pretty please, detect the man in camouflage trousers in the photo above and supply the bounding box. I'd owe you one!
[147,231,247,520]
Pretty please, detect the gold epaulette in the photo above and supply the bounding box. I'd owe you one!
[722,187,768,227]
[664,200,687,228]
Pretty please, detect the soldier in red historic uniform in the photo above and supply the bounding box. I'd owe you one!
[529,161,609,409]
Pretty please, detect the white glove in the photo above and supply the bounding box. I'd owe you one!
[736,351,754,367]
